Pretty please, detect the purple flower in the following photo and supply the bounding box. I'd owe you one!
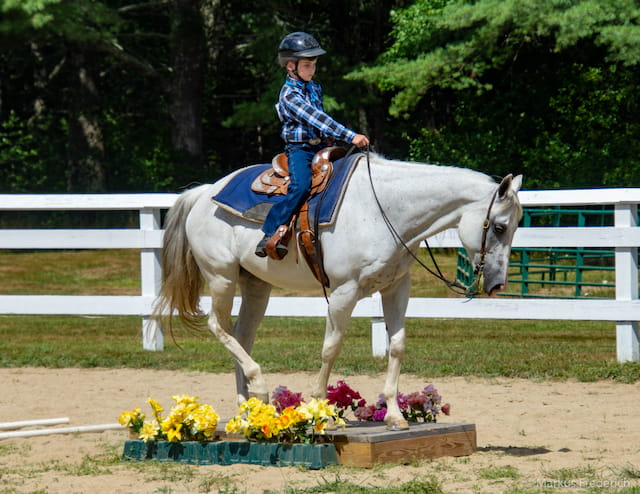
[397,392,409,411]
[372,408,387,421]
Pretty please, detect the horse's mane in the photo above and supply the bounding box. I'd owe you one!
[369,153,496,186]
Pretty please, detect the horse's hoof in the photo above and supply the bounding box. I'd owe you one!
[325,417,338,431]
[248,391,269,403]
[385,419,410,431]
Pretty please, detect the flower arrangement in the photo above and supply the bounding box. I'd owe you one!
[327,380,450,423]
[118,394,220,443]
[225,396,345,444]
[118,382,450,445]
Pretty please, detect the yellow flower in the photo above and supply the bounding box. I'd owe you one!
[163,422,183,442]
[118,407,144,427]
[172,394,198,406]
[276,406,303,429]
[313,420,327,434]
[238,397,262,414]
[147,397,164,418]
[225,416,246,435]
[139,420,159,442]
[118,411,135,427]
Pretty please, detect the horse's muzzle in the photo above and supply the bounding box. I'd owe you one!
[487,283,505,297]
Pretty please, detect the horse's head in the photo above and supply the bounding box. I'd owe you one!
[458,174,523,297]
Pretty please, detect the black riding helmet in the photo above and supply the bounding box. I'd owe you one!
[278,32,326,67]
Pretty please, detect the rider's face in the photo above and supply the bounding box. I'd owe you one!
[289,58,317,82]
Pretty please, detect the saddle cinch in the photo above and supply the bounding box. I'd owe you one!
[250,146,347,286]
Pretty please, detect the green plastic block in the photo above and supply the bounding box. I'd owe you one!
[122,440,338,469]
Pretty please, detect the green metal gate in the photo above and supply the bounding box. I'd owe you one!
[456,207,620,298]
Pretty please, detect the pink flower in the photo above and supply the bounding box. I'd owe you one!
[441,403,451,416]
[271,385,303,413]
[354,405,375,421]
[327,380,362,410]
[407,391,426,408]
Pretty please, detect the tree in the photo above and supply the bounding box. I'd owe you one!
[0,0,210,192]
[349,0,640,187]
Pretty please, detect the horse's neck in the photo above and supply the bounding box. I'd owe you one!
[364,157,495,241]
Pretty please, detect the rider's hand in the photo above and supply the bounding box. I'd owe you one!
[352,134,370,148]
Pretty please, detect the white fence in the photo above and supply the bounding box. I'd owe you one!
[0,189,638,362]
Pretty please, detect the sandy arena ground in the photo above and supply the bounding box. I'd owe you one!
[0,368,639,493]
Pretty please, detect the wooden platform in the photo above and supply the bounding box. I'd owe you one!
[327,422,476,467]
[219,421,476,468]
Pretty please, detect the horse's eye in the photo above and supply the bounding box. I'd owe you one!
[493,223,506,235]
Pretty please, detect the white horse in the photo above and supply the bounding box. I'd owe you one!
[153,153,523,430]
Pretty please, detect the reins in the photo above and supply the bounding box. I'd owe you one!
[364,149,500,298]
[311,146,499,300]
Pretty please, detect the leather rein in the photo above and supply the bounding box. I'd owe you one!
[364,149,500,298]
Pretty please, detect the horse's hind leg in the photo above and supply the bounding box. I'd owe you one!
[233,269,272,403]
[206,270,270,404]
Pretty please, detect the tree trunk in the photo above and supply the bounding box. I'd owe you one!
[67,47,105,193]
[169,0,205,171]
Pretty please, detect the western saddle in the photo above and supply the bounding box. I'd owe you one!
[250,146,347,286]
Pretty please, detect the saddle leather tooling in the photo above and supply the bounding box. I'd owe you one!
[251,146,347,286]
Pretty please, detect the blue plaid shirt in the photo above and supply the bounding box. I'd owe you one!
[276,75,356,145]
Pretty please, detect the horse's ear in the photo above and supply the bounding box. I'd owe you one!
[498,174,513,198]
[511,174,523,193]
[498,174,523,197]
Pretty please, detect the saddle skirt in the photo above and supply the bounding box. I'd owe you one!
[212,148,360,227]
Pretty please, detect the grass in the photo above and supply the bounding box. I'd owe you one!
[0,249,639,382]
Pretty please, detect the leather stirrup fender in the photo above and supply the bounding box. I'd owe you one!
[298,203,330,287]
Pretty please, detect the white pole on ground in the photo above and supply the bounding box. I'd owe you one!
[0,423,123,440]
[0,417,70,430]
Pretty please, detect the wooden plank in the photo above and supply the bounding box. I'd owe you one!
[518,188,640,206]
[0,193,178,210]
[0,295,153,315]
[0,229,163,249]
[2,293,637,321]
[328,422,476,467]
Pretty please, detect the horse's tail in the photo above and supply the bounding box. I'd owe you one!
[151,185,207,335]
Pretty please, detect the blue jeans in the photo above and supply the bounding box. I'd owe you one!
[261,143,321,237]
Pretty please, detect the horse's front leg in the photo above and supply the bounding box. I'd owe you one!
[312,282,359,400]
[380,273,411,430]
[207,272,269,404]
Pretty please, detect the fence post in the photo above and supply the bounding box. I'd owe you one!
[140,208,164,351]
[614,204,639,362]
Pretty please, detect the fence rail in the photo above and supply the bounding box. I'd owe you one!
[0,189,638,362]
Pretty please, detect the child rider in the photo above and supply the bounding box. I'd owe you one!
[255,31,369,258]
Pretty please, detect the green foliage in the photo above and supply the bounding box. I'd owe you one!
[0,112,41,191]
[349,0,640,187]
[352,0,640,116]
[1,0,639,194]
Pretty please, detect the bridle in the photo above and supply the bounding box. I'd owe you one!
[470,186,500,294]
[365,149,501,298]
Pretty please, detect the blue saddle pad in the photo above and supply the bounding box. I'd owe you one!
[211,154,361,226]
